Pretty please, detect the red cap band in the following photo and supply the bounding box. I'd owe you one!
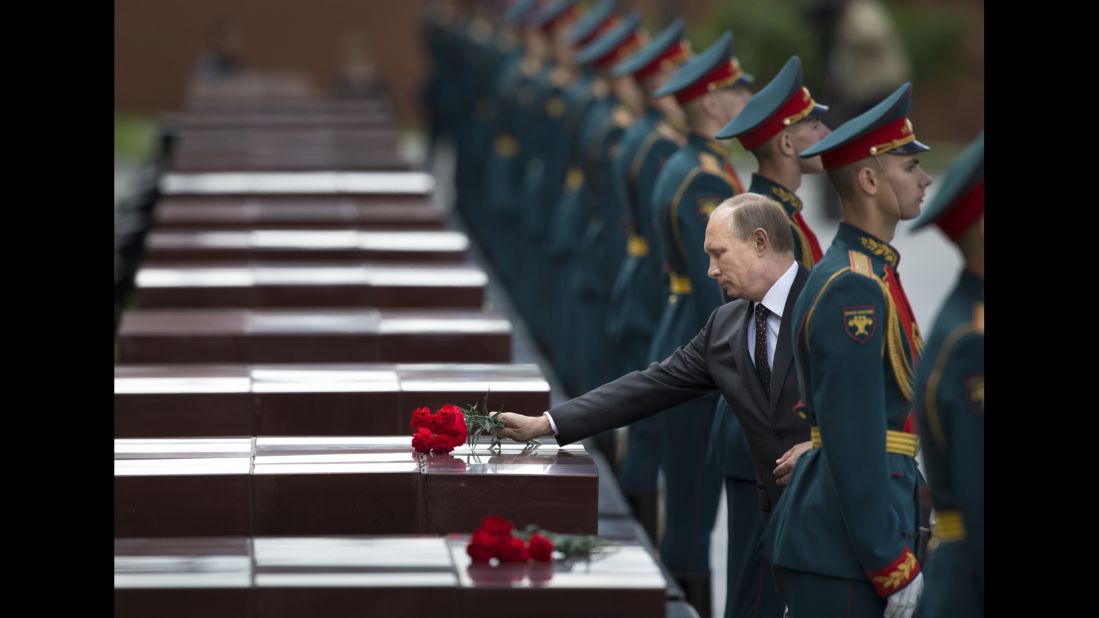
[738,87,820,151]
[936,180,984,239]
[673,58,744,106]
[633,40,691,80]
[820,117,917,169]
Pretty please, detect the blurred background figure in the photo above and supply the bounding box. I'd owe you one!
[332,31,390,100]
[804,0,909,220]
[194,18,247,80]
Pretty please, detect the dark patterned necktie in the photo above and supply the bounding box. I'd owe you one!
[755,303,771,393]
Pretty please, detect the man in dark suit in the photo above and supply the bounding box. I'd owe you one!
[499,192,812,607]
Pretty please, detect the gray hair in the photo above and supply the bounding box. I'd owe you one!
[710,193,794,255]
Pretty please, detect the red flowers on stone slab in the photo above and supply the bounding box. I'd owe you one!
[528,534,554,562]
[465,515,555,564]
[479,515,513,538]
[409,404,467,454]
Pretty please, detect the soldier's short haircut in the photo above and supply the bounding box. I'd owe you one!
[750,138,777,161]
[827,157,874,202]
[711,193,794,255]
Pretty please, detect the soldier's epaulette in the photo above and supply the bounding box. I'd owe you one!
[656,121,686,145]
[613,105,633,128]
[550,67,572,87]
[697,198,721,218]
[973,302,984,334]
[848,251,874,278]
[698,152,723,177]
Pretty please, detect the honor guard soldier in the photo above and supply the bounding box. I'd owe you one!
[647,30,753,617]
[488,0,583,292]
[452,4,505,232]
[561,12,646,395]
[716,56,830,269]
[519,0,613,353]
[765,83,934,618]
[538,1,627,393]
[603,15,691,544]
[910,133,984,618]
[707,53,832,618]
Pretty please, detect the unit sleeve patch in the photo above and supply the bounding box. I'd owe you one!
[843,305,877,343]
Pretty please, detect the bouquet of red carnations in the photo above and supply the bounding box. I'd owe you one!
[465,515,614,564]
[409,404,467,455]
[409,395,540,455]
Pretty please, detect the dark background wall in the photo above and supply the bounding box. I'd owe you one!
[115,0,982,140]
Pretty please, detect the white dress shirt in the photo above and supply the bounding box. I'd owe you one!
[747,261,799,370]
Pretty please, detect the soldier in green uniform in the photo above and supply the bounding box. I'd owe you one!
[515,0,609,354]
[561,13,646,396]
[479,0,547,271]
[647,31,753,618]
[420,0,450,153]
[483,0,583,295]
[707,54,832,618]
[533,1,622,381]
[603,15,691,544]
[421,0,462,152]
[765,83,934,618]
[716,56,830,269]
[452,4,506,239]
[910,133,983,618]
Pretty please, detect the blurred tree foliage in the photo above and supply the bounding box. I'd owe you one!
[687,0,820,90]
[687,0,978,90]
[884,0,975,84]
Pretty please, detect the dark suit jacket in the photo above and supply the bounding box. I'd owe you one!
[550,264,811,519]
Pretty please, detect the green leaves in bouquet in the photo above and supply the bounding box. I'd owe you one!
[461,392,540,452]
[518,524,616,561]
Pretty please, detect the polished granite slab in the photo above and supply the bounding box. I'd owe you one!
[117,309,512,364]
[160,171,434,198]
[115,535,666,618]
[115,363,550,438]
[152,197,445,231]
[134,263,487,309]
[115,437,596,537]
[143,229,467,263]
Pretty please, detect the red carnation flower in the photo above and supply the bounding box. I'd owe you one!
[410,406,431,429]
[467,529,500,562]
[528,534,554,562]
[497,536,530,562]
[445,407,467,439]
[411,427,435,453]
[429,433,457,454]
[478,515,513,539]
[434,406,455,430]
[410,404,468,454]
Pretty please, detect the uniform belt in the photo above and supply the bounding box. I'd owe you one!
[565,166,584,190]
[932,510,965,541]
[809,426,918,457]
[669,273,692,294]
[495,134,518,157]
[627,235,649,257]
